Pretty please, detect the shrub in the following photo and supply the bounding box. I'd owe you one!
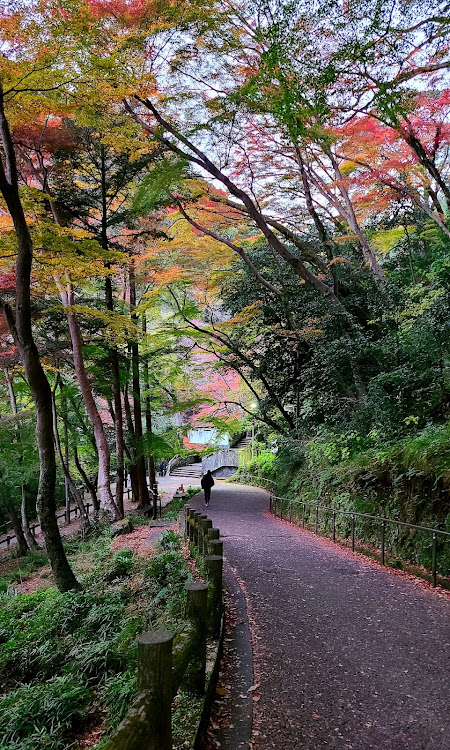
[0,674,90,750]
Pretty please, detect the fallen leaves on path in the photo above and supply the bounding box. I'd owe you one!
[265,510,450,600]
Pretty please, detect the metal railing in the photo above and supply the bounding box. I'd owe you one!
[269,495,450,587]
[0,482,161,551]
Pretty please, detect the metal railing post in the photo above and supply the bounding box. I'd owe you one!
[315,506,319,535]
[302,503,305,528]
[351,514,355,552]
[381,520,386,566]
[332,510,336,543]
[432,533,437,587]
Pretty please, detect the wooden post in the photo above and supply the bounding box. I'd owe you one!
[198,514,207,551]
[152,483,158,521]
[137,630,174,750]
[187,509,195,541]
[184,582,208,694]
[205,555,223,638]
[184,505,192,538]
[191,510,198,543]
[201,518,212,555]
[209,539,223,557]
[207,528,219,548]
[193,512,203,547]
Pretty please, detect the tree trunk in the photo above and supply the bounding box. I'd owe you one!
[295,145,339,296]
[129,264,150,509]
[4,368,17,414]
[7,501,28,557]
[142,313,157,516]
[59,284,120,521]
[51,383,89,528]
[21,486,38,549]
[111,350,125,518]
[4,370,38,548]
[104,292,125,519]
[0,87,78,591]
[404,129,450,208]
[100,147,125,519]
[325,147,388,290]
[123,387,140,504]
[61,387,71,523]
[74,445,99,511]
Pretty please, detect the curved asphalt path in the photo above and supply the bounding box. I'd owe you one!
[191,482,450,750]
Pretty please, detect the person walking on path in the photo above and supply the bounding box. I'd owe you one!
[201,470,214,506]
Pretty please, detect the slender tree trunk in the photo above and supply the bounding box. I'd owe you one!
[101,148,125,518]
[21,486,38,549]
[129,264,150,509]
[59,284,120,520]
[123,387,140,503]
[324,147,388,289]
[111,349,124,518]
[0,88,78,590]
[403,129,450,208]
[4,368,17,414]
[7,501,29,556]
[61,387,71,523]
[142,313,157,515]
[51,381,89,529]
[295,145,339,296]
[74,445,99,511]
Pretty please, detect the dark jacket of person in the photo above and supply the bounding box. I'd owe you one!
[201,471,215,490]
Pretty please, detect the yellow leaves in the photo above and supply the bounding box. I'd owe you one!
[328,256,350,266]
[294,323,324,340]
[334,233,359,244]
[217,302,262,328]
[61,305,142,346]
[150,266,185,285]
[0,215,13,230]
[370,227,413,254]
[339,161,357,177]
[400,288,444,329]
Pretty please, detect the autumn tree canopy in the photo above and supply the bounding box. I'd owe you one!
[0,0,449,589]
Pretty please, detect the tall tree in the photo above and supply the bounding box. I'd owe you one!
[0,87,78,590]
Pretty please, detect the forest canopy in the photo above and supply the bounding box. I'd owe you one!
[0,0,449,589]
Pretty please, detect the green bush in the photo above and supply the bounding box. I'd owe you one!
[0,675,90,750]
[100,668,138,732]
[247,449,276,478]
[0,528,192,750]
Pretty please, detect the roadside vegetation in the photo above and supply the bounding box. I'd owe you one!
[0,529,191,750]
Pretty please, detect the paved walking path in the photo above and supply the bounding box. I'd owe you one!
[191,482,450,750]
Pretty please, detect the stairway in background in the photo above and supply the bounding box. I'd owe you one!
[169,463,203,478]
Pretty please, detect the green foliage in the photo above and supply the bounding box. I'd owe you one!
[107,549,137,579]
[0,675,90,750]
[144,532,192,626]
[133,158,189,212]
[273,424,450,574]
[99,668,138,733]
[0,527,192,750]
[163,486,201,520]
[244,449,277,478]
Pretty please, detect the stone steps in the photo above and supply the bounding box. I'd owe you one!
[170,465,203,477]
